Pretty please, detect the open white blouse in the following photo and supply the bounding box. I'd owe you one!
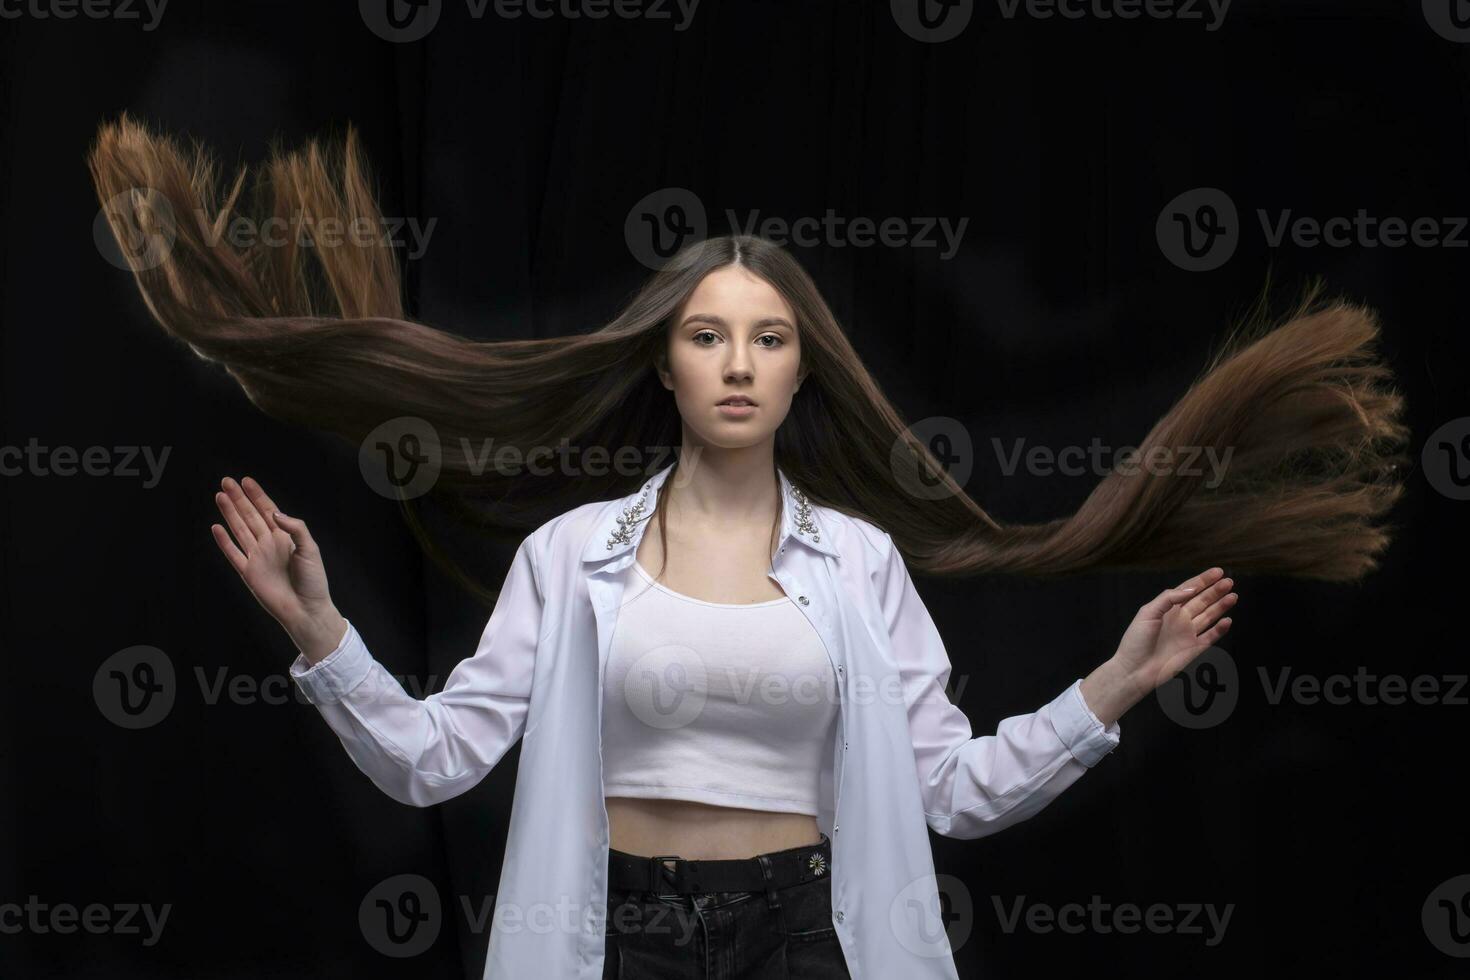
[288,460,1121,979]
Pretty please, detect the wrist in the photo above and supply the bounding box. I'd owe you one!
[1079,657,1147,729]
[288,607,349,666]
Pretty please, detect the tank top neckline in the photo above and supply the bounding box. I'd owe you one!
[631,560,791,609]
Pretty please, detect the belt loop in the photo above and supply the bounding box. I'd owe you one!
[756,853,781,911]
[648,855,679,896]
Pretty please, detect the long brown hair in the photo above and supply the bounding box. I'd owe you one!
[87,111,1409,604]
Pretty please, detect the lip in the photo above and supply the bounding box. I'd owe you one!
[717,396,757,406]
[717,402,757,417]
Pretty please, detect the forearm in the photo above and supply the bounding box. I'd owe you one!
[1079,656,1148,728]
[287,619,533,807]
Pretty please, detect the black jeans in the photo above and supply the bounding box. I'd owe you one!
[603,836,852,979]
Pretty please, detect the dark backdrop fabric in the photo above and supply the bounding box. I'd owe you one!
[1,2,1465,977]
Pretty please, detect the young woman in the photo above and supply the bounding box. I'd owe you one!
[89,115,1408,979]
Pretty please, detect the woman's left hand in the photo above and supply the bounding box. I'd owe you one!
[1113,567,1237,693]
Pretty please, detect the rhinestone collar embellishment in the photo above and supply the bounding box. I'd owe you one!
[605,474,819,551]
[790,482,820,543]
[605,483,652,550]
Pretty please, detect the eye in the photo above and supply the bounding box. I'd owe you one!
[756,334,784,349]
[692,330,719,346]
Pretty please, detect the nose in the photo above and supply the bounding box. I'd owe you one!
[723,347,754,384]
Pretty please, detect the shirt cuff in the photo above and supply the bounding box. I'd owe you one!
[1046,678,1121,768]
[289,619,372,705]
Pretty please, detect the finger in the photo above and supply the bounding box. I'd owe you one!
[210,523,248,576]
[1181,574,1233,619]
[1174,566,1225,596]
[1142,585,1201,617]
[270,510,318,557]
[214,490,257,555]
[1192,590,1238,633]
[221,476,270,541]
[1198,617,1232,647]
[241,476,285,528]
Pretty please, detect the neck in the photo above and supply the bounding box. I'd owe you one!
[666,444,781,527]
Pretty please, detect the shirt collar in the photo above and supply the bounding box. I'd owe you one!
[580,459,840,563]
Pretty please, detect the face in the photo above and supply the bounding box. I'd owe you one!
[657,265,806,451]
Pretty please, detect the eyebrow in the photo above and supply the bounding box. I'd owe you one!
[679,313,795,331]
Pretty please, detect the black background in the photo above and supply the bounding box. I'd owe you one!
[1,1,1465,977]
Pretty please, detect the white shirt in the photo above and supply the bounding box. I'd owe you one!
[288,459,1121,979]
[601,558,838,815]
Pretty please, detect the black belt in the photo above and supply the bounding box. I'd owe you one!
[608,833,831,895]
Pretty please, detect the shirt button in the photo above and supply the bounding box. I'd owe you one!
[798,595,809,605]
[835,910,844,922]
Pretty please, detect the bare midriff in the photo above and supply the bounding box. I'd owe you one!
[605,796,823,859]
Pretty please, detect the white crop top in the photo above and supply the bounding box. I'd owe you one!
[601,560,839,816]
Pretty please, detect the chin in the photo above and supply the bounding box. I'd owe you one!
[691,427,775,450]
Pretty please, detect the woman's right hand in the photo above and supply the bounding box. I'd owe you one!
[210,476,348,665]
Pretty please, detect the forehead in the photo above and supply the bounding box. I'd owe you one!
[680,265,795,323]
